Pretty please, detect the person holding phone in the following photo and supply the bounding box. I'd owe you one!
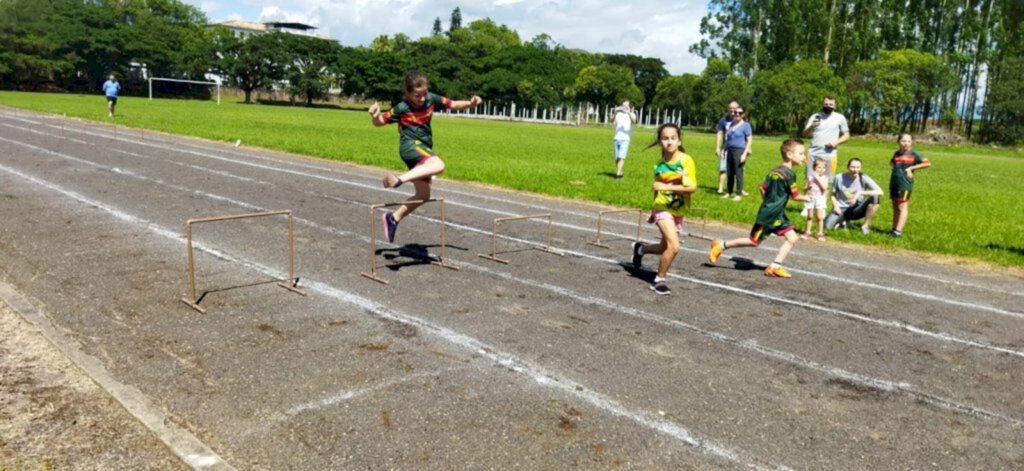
[802,96,849,181]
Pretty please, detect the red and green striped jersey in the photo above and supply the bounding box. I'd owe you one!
[383,92,453,155]
[755,166,800,226]
[889,149,928,191]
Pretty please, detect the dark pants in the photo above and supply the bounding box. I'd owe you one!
[726,147,745,195]
[824,195,881,229]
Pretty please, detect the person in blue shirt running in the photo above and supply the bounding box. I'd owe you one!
[102,74,121,117]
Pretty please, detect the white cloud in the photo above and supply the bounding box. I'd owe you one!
[186,0,710,74]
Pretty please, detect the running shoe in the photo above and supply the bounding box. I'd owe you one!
[650,281,671,295]
[861,226,871,235]
[816,233,825,241]
[890,230,903,238]
[708,240,723,265]
[382,212,398,243]
[631,241,644,269]
[800,231,811,239]
[763,265,792,278]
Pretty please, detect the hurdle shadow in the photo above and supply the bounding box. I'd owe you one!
[702,256,760,270]
[378,243,466,271]
[193,278,291,305]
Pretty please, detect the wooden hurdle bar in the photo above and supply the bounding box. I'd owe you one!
[181,210,305,314]
[361,198,458,285]
[587,208,645,249]
[478,214,564,264]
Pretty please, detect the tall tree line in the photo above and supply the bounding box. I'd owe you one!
[691,0,1023,143]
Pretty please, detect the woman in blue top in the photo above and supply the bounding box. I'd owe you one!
[722,106,752,201]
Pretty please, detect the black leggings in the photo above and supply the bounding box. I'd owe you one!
[726,147,745,195]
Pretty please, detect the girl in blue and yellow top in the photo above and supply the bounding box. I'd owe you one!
[369,70,483,243]
[889,133,931,237]
[630,123,697,295]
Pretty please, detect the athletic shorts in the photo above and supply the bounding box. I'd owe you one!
[718,150,727,172]
[399,142,439,184]
[614,139,630,160]
[650,210,682,233]
[892,189,912,204]
[803,194,827,211]
[749,220,795,245]
[106,96,118,103]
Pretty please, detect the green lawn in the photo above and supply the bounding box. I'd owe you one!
[2,91,1022,267]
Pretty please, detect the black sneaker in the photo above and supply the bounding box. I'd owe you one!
[382,212,399,243]
[890,230,902,238]
[650,281,671,295]
[631,242,643,269]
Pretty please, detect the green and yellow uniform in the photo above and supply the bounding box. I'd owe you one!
[889,149,928,202]
[749,166,800,244]
[382,92,454,168]
[651,152,697,217]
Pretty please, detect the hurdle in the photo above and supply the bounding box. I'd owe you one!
[588,208,644,248]
[360,198,458,285]
[684,207,710,239]
[478,214,564,264]
[181,210,305,314]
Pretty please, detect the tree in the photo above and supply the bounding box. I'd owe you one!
[0,0,72,90]
[215,30,288,104]
[651,74,701,125]
[282,35,342,106]
[752,59,845,133]
[569,64,644,108]
[604,54,668,108]
[447,7,462,38]
[432,17,443,36]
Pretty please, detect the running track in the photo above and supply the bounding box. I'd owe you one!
[0,107,1021,470]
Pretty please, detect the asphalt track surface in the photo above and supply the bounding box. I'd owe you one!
[0,107,1021,470]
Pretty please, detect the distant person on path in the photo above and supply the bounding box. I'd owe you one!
[824,158,883,234]
[802,96,849,181]
[722,105,752,201]
[801,158,829,241]
[707,139,809,278]
[612,100,637,179]
[888,133,931,237]
[631,123,697,295]
[102,74,120,118]
[368,69,482,243]
[714,101,739,193]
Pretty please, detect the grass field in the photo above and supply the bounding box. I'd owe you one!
[2,91,1022,267]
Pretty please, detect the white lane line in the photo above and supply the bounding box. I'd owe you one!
[18,112,1019,300]
[7,118,1018,319]
[0,163,778,470]
[285,367,466,416]
[3,136,1021,428]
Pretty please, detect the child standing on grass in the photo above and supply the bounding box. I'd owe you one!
[707,139,809,278]
[889,133,931,238]
[368,70,482,243]
[630,123,697,295]
[801,158,829,241]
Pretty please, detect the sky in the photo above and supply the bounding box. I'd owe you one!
[185,0,710,75]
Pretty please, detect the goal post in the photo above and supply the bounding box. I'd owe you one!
[149,77,221,104]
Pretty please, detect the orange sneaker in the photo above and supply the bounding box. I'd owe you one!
[763,265,792,278]
[708,240,724,265]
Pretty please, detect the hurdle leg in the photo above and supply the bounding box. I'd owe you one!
[361,204,389,284]
[277,212,307,295]
[534,215,564,256]
[478,219,510,264]
[430,199,460,271]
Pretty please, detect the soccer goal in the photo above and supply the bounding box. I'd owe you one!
[148,77,221,104]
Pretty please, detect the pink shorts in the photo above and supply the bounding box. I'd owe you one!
[650,210,683,233]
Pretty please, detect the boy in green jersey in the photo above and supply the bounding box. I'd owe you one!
[707,139,809,278]
[368,70,482,242]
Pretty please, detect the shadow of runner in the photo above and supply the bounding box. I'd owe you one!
[379,244,461,271]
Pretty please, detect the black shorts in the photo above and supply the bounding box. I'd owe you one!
[106,96,118,104]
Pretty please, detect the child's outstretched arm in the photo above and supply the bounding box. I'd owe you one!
[368,102,388,127]
[449,96,483,111]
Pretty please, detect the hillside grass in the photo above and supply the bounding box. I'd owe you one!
[2,91,1022,267]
